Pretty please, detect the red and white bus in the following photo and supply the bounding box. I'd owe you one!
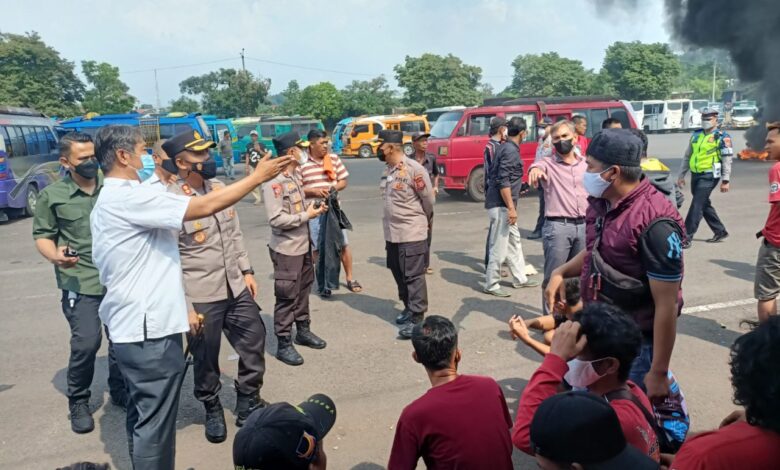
[427,97,638,201]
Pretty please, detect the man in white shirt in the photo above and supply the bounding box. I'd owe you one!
[90,125,291,470]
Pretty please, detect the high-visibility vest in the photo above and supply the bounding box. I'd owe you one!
[690,130,724,173]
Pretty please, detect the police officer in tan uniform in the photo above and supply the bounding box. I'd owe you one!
[263,131,328,366]
[377,130,434,339]
[163,130,268,444]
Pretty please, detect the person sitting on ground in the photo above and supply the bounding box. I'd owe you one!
[509,278,582,356]
[668,317,780,469]
[388,315,513,470]
[529,391,659,470]
[513,302,660,462]
[232,393,335,470]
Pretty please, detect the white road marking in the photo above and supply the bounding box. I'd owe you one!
[682,298,756,314]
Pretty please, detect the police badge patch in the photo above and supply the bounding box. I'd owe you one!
[414,175,425,191]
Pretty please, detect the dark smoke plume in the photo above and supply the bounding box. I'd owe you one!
[665,0,780,149]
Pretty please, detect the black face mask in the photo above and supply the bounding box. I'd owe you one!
[190,159,217,179]
[376,147,386,162]
[554,139,574,155]
[73,159,99,179]
[161,159,179,175]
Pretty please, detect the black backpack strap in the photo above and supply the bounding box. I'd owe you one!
[604,388,662,438]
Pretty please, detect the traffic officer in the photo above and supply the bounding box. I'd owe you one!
[677,107,734,248]
[263,131,328,366]
[378,130,434,339]
[32,131,126,434]
[164,130,268,444]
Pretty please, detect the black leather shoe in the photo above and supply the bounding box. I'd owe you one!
[706,232,729,243]
[527,230,542,240]
[682,239,692,249]
[204,398,227,443]
[235,392,268,427]
[398,314,424,340]
[295,322,327,349]
[110,392,128,411]
[69,401,94,434]
[276,336,304,366]
[395,309,412,325]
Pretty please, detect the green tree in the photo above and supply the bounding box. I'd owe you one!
[168,96,201,113]
[341,76,398,116]
[0,32,84,116]
[601,41,681,100]
[81,61,135,114]
[505,52,598,97]
[179,68,270,117]
[394,53,483,112]
[296,82,344,127]
[278,80,301,115]
[675,50,733,100]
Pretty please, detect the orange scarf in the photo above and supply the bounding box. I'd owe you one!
[323,153,337,181]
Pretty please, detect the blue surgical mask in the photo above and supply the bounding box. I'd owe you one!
[136,153,156,182]
[583,168,613,198]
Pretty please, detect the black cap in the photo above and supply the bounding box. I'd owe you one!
[489,116,508,135]
[539,117,554,127]
[377,129,403,144]
[272,131,310,156]
[161,129,215,158]
[587,128,643,167]
[411,131,430,142]
[233,394,336,470]
[530,392,658,470]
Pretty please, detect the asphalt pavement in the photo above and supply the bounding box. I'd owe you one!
[0,130,773,469]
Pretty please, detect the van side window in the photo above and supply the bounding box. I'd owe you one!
[505,112,537,141]
[159,124,176,139]
[588,109,608,137]
[260,124,275,137]
[400,120,425,133]
[1,127,11,157]
[609,109,631,129]
[8,126,27,157]
[21,126,41,155]
[467,114,496,136]
[35,127,51,152]
[353,124,369,135]
[44,127,58,151]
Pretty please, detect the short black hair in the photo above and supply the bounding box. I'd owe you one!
[617,165,643,182]
[730,316,780,433]
[601,118,622,129]
[564,278,581,306]
[628,128,649,158]
[223,130,230,136]
[411,315,458,370]
[94,125,143,173]
[572,115,587,125]
[59,132,93,159]
[574,302,641,381]
[307,129,328,142]
[507,116,527,137]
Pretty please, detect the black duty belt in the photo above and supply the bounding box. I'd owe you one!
[546,216,585,224]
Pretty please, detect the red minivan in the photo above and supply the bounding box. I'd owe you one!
[427,97,638,201]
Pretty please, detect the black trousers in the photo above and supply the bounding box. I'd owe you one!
[114,333,183,470]
[685,173,726,238]
[191,288,266,402]
[270,249,314,337]
[386,240,428,314]
[533,188,546,233]
[425,218,433,269]
[60,291,124,403]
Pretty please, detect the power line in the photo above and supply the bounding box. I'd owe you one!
[245,56,378,77]
[124,58,238,74]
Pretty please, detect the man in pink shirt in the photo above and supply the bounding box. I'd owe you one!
[528,120,588,313]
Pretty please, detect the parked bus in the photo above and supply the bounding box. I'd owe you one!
[428,97,637,202]
[684,100,709,129]
[641,100,670,133]
[630,101,644,128]
[0,106,62,221]
[342,114,429,158]
[423,106,466,127]
[201,115,239,167]
[232,115,324,157]
[664,99,686,131]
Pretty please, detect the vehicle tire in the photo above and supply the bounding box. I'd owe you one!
[358,145,373,159]
[466,167,486,202]
[25,185,39,217]
[403,143,414,157]
[444,189,467,199]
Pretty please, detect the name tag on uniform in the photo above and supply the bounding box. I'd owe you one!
[387,175,394,183]
[713,162,722,178]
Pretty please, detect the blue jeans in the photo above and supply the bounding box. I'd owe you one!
[629,340,653,391]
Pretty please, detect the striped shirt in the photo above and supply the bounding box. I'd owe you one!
[300,153,349,189]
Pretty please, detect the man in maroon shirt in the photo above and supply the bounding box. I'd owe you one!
[388,315,513,470]
[755,122,780,322]
[513,302,660,462]
[670,317,780,469]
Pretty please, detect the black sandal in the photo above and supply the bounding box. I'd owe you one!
[347,280,363,293]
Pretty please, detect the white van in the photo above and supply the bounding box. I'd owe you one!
[664,100,686,131]
[630,101,644,128]
[685,100,709,129]
[642,100,668,132]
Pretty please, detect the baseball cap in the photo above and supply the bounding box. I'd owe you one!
[530,391,658,470]
[587,128,643,167]
[377,129,404,144]
[411,131,430,142]
[700,107,719,117]
[233,394,336,470]
[272,131,310,156]
[161,129,216,159]
[250,130,259,136]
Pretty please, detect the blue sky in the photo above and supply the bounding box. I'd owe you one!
[4,0,671,106]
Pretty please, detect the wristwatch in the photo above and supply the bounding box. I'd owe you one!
[242,268,255,275]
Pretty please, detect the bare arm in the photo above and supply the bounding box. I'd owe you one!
[645,279,680,399]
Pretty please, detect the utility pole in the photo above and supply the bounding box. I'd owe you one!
[154,68,161,112]
[711,59,717,103]
[240,48,246,72]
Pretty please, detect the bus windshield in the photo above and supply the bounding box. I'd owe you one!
[430,111,464,138]
[667,101,682,111]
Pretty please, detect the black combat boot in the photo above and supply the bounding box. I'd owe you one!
[398,313,424,340]
[294,321,327,349]
[395,308,412,325]
[68,400,94,434]
[235,391,269,427]
[276,336,304,366]
[204,397,227,443]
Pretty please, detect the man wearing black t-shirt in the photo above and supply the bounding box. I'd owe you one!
[244,130,267,205]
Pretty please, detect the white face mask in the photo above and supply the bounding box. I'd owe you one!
[564,358,607,389]
[538,128,546,139]
[702,119,716,131]
[582,168,613,198]
[297,149,309,165]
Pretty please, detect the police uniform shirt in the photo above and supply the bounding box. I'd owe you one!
[380,157,434,243]
[168,178,251,309]
[262,170,311,256]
